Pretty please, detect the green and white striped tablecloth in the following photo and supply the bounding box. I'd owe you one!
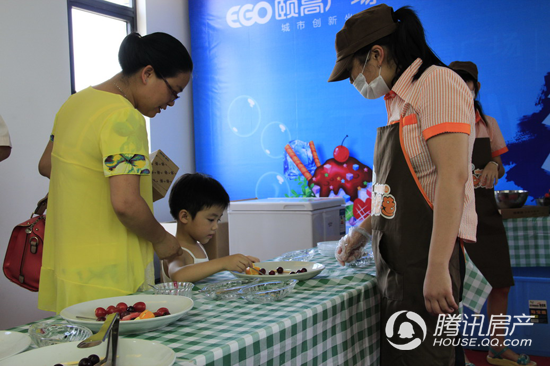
[504,216,550,267]
[9,252,381,366]
[463,216,550,314]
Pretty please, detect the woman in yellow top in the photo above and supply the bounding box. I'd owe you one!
[38,32,190,313]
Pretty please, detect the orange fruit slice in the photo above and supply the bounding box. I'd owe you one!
[136,310,155,320]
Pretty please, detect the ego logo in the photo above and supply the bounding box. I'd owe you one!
[385,311,427,350]
[226,1,273,28]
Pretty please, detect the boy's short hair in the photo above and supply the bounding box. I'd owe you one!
[169,173,230,220]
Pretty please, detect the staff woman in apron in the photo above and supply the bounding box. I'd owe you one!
[450,61,536,366]
[329,5,477,365]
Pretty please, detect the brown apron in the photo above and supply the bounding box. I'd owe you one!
[371,120,462,366]
[464,138,514,288]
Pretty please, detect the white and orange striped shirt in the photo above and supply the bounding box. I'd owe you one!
[384,58,477,242]
[475,111,508,157]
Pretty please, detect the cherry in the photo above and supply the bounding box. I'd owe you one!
[88,355,100,364]
[127,306,136,313]
[105,305,117,315]
[78,358,92,366]
[95,307,107,318]
[133,301,146,313]
[276,267,284,274]
[268,270,276,275]
[260,268,266,274]
[301,268,308,272]
[333,135,350,163]
[157,307,169,315]
[116,302,128,313]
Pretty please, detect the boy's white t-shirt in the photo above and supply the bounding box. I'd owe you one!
[160,245,209,282]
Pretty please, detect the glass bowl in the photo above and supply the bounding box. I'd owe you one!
[199,278,260,301]
[276,248,315,262]
[238,279,298,304]
[152,282,194,297]
[317,240,339,257]
[28,322,92,347]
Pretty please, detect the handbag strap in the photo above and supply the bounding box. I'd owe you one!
[33,194,48,217]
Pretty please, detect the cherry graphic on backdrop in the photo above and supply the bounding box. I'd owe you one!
[333,135,350,163]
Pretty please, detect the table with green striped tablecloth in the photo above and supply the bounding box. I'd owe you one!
[503,216,550,267]
[8,251,381,366]
[462,215,550,314]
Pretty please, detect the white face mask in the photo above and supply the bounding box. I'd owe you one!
[353,51,390,100]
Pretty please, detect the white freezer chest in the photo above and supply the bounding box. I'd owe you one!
[228,197,346,260]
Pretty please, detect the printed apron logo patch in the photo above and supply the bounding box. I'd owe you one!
[372,183,396,219]
[386,310,427,350]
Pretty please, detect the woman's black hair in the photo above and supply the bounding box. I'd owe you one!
[169,173,230,220]
[353,6,445,86]
[118,32,193,78]
[453,69,488,126]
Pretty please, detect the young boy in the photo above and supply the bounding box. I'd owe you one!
[161,173,259,282]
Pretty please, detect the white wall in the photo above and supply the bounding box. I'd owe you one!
[144,0,195,223]
[0,0,193,329]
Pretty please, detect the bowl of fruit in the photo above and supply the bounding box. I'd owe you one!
[0,338,175,366]
[60,294,193,334]
[234,261,325,281]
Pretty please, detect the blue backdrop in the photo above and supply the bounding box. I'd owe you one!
[189,0,550,227]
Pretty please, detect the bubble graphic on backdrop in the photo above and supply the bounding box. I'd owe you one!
[255,172,290,198]
[261,122,291,158]
[227,96,261,137]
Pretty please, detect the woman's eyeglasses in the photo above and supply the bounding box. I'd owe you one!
[159,75,180,101]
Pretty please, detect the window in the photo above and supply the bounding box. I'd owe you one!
[67,0,136,93]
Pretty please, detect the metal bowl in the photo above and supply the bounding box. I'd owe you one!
[494,190,529,209]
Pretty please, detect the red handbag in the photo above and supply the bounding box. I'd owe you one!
[3,195,47,292]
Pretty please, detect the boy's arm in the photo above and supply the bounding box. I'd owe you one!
[168,254,257,283]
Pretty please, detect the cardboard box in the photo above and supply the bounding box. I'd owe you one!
[500,205,549,219]
[206,199,256,259]
[204,220,229,260]
[150,149,179,201]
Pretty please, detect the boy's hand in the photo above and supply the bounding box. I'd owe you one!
[222,254,257,273]
[246,255,260,263]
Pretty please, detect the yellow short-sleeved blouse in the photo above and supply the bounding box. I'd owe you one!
[38,87,155,313]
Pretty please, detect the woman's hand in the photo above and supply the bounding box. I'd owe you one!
[152,232,183,260]
[335,227,370,266]
[423,265,458,316]
[479,162,499,188]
